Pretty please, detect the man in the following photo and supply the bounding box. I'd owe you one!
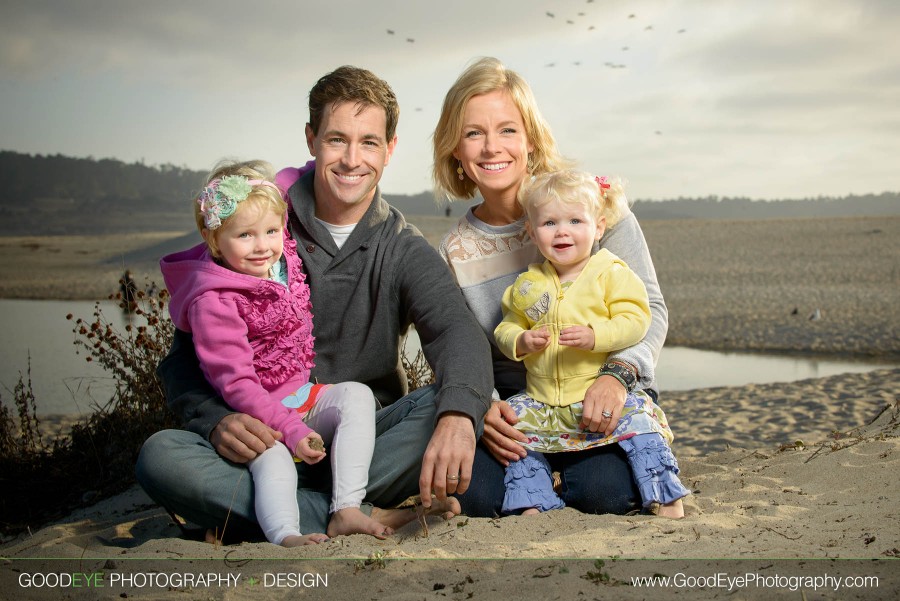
[136,66,492,538]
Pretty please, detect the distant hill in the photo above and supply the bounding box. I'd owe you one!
[0,150,896,235]
[0,151,204,235]
[631,194,900,220]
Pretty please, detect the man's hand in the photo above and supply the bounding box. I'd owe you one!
[209,413,281,463]
[481,400,528,466]
[559,325,595,350]
[581,375,627,436]
[419,412,475,508]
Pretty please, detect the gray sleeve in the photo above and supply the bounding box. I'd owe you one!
[397,236,493,423]
[599,212,668,391]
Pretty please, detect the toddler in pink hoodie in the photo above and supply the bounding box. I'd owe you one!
[161,160,388,545]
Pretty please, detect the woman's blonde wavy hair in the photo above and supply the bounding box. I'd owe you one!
[432,57,571,201]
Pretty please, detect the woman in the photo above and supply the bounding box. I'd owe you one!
[432,57,669,516]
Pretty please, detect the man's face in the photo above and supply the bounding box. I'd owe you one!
[305,101,397,225]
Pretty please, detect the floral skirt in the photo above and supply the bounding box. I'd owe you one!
[506,389,674,453]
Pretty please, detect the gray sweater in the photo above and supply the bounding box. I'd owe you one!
[159,172,493,439]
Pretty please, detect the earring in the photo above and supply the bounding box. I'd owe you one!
[457,161,465,181]
[527,154,534,172]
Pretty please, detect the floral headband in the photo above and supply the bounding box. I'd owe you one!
[198,175,280,230]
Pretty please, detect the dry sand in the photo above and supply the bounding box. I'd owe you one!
[1,216,898,599]
[2,380,897,599]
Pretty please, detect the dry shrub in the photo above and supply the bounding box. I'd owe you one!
[0,284,437,538]
[0,282,176,537]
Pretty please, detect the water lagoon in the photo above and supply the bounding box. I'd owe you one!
[1,299,894,416]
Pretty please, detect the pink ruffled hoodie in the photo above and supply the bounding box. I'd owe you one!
[160,233,316,455]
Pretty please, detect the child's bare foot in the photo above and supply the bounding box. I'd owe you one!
[522,508,541,516]
[656,498,685,519]
[371,495,461,530]
[327,507,392,539]
[281,533,330,546]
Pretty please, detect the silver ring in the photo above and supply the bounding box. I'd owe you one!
[446,474,460,481]
[601,410,613,419]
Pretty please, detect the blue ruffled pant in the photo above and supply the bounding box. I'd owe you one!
[501,450,565,514]
[618,432,690,508]
[502,433,690,514]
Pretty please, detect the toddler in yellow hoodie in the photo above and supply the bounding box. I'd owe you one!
[494,169,689,518]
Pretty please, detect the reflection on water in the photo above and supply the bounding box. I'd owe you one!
[404,332,896,393]
[0,299,148,416]
[0,300,895,416]
[653,346,891,391]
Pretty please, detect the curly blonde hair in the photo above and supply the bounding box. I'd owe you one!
[520,169,628,228]
[194,159,287,258]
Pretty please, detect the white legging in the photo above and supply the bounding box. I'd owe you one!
[247,381,375,544]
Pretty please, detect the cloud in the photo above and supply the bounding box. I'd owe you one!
[1,0,898,199]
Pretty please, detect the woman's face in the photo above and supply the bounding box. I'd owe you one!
[453,90,534,202]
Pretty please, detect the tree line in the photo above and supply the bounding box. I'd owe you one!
[0,150,896,235]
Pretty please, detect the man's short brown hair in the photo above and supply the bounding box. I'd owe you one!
[308,66,400,140]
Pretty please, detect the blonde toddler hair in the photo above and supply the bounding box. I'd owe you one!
[194,160,287,259]
[519,169,629,228]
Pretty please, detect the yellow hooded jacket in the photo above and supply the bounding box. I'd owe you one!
[494,249,651,407]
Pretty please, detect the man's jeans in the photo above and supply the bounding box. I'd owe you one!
[136,385,438,536]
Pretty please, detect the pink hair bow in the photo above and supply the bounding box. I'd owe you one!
[595,175,610,189]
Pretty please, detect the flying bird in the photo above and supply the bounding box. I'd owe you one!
[678,28,687,33]
[406,38,415,43]
[386,29,394,35]
[628,14,636,18]
[645,25,653,31]
[546,11,555,18]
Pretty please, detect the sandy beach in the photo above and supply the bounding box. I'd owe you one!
[2,373,897,599]
[1,216,898,599]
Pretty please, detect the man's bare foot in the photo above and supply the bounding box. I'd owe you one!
[371,496,461,530]
[656,498,685,519]
[281,533,330,546]
[327,507,393,539]
[204,529,222,545]
[522,508,540,516]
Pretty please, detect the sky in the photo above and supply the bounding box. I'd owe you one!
[1,0,898,201]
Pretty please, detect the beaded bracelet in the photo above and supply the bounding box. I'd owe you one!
[598,362,638,392]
